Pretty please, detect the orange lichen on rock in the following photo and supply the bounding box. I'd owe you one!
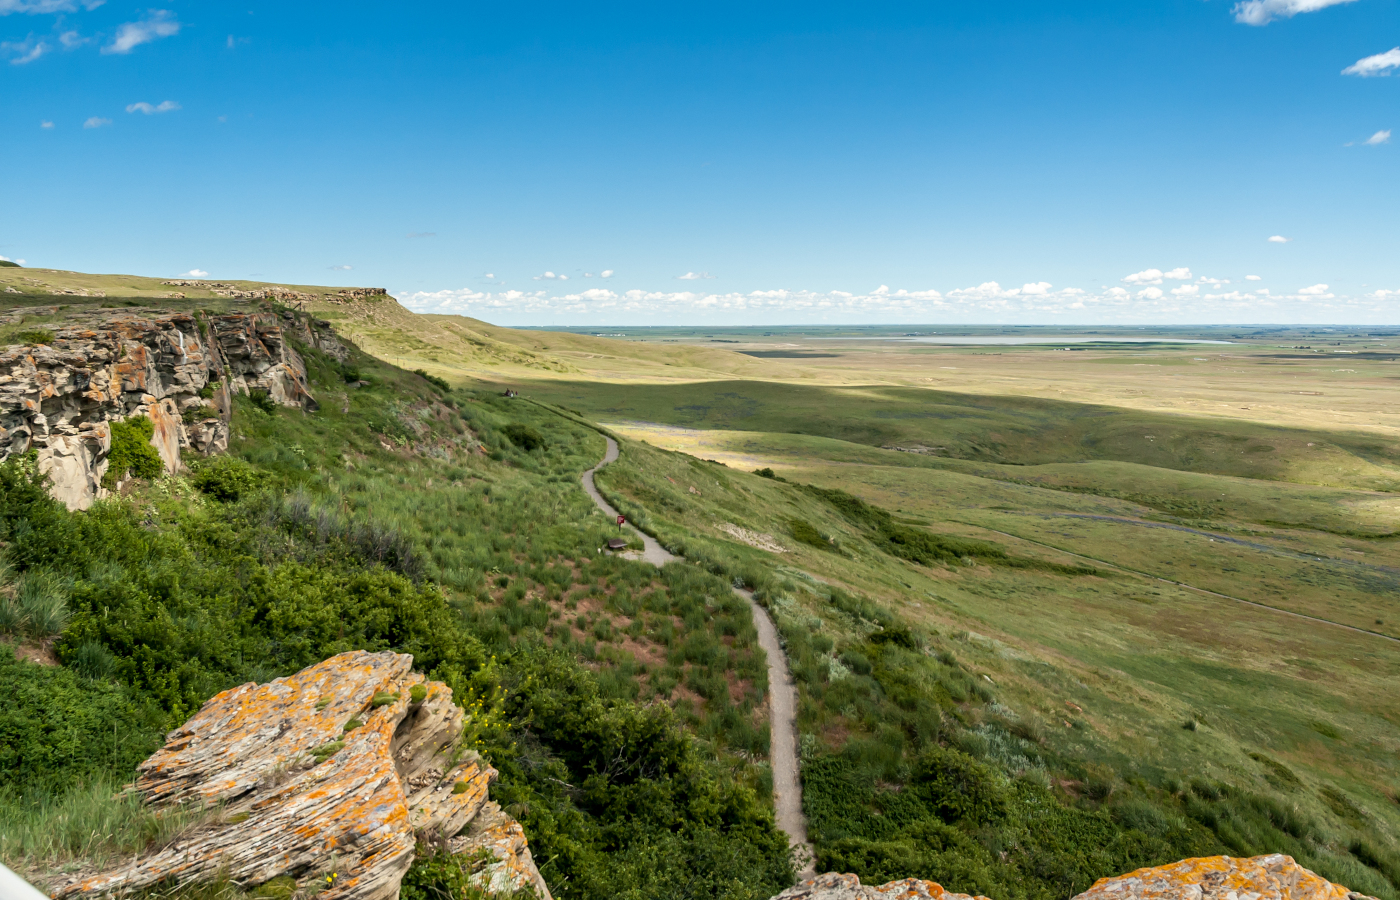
[52,650,550,900]
[1073,855,1378,900]
[773,873,992,900]
[771,858,1377,900]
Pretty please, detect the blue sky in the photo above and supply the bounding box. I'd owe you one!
[3,0,1397,325]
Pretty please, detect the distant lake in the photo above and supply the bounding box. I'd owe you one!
[809,336,1236,346]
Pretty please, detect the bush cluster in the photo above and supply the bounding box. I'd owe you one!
[102,416,164,489]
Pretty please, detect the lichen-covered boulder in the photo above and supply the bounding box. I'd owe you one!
[772,858,1377,900]
[1072,855,1378,900]
[772,873,991,900]
[50,650,549,900]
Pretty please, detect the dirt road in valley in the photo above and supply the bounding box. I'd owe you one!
[582,436,815,876]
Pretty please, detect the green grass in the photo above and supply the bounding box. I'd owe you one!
[525,378,1400,492]
[0,317,792,900]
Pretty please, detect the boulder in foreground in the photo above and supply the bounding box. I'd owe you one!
[774,855,1377,900]
[51,649,550,900]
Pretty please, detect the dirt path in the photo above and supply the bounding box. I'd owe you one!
[582,436,815,875]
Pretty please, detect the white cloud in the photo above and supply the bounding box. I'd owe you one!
[1122,268,1190,286]
[126,100,180,114]
[483,273,495,279]
[0,0,101,13]
[1123,269,1164,285]
[559,288,618,302]
[40,119,53,128]
[1364,130,1391,146]
[1268,235,1291,243]
[1245,275,1262,281]
[1343,47,1400,77]
[677,271,716,280]
[178,269,208,278]
[329,265,352,271]
[533,271,568,281]
[1197,277,1231,286]
[1233,0,1357,26]
[600,270,614,278]
[103,10,179,55]
[83,116,110,128]
[393,273,1390,325]
[3,36,47,63]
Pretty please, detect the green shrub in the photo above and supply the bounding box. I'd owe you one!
[789,518,833,550]
[502,423,545,452]
[197,384,217,400]
[181,404,219,424]
[101,417,164,489]
[753,467,776,479]
[401,844,495,900]
[248,390,278,414]
[413,369,451,392]
[188,456,266,502]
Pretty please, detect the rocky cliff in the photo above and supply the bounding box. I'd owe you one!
[50,650,551,900]
[0,305,345,509]
[776,856,1378,900]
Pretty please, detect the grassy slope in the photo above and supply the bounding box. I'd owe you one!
[0,300,792,900]
[307,303,1400,897]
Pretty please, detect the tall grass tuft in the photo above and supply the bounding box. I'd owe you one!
[0,778,214,885]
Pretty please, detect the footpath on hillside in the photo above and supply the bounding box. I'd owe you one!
[582,436,816,877]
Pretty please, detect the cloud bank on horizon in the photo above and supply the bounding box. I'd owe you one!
[397,270,1398,325]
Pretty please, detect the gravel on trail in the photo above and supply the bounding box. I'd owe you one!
[582,436,815,876]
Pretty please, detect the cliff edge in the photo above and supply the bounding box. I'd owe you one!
[0,305,344,509]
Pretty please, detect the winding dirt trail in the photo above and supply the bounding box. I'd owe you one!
[583,436,815,875]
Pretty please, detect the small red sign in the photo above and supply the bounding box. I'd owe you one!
[616,515,626,526]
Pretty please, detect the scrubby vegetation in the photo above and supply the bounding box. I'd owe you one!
[0,315,791,900]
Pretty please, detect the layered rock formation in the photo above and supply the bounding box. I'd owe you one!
[777,857,1376,900]
[0,305,341,509]
[773,873,990,900]
[1074,855,1377,900]
[52,650,550,900]
[160,281,389,303]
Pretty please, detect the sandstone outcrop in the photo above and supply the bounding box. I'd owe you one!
[1073,855,1377,900]
[775,857,1376,900]
[0,305,338,509]
[773,873,990,900]
[51,650,550,900]
[160,281,389,303]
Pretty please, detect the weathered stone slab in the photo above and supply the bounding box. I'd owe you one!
[774,858,1376,900]
[51,650,550,900]
[1072,855,1377,900]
